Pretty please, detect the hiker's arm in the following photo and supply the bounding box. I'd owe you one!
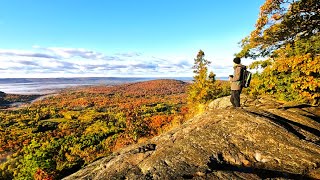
[231,67,241,81]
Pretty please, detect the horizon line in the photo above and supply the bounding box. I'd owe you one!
[0,76,229,79]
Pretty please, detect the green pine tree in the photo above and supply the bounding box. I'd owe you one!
[188,50,215,104]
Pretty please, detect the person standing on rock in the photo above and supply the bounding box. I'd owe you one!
[229,57,244,107]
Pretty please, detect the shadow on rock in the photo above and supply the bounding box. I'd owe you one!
[245,109,320,145]
[206,153,316,180]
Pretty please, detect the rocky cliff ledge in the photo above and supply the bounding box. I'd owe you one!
[64,96,320,180]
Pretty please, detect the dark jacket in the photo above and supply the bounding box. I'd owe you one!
[230,64,243,90]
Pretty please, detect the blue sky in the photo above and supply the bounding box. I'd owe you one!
[0,0,264,78]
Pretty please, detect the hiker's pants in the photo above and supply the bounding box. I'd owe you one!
[230,90,241,107]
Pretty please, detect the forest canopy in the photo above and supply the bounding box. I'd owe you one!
[0,80,189,179]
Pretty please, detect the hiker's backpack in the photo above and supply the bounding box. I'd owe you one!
[241,66,252,88]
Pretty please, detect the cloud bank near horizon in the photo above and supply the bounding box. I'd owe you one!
[0,46,234,78]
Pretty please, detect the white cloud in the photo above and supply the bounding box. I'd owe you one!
[0,46,197,78]
[115,52,142,57]
[0,45,252,78]
[40,60,63,68]
[37,47,105,59]
[0,49,57,59]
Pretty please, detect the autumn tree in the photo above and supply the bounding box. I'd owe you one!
[187,50,229,109]
[237,0,320,105]
[238,0,319,58]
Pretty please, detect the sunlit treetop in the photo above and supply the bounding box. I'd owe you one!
[238,0,320,58]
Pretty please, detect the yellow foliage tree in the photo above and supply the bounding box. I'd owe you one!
[237,0,320,105]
